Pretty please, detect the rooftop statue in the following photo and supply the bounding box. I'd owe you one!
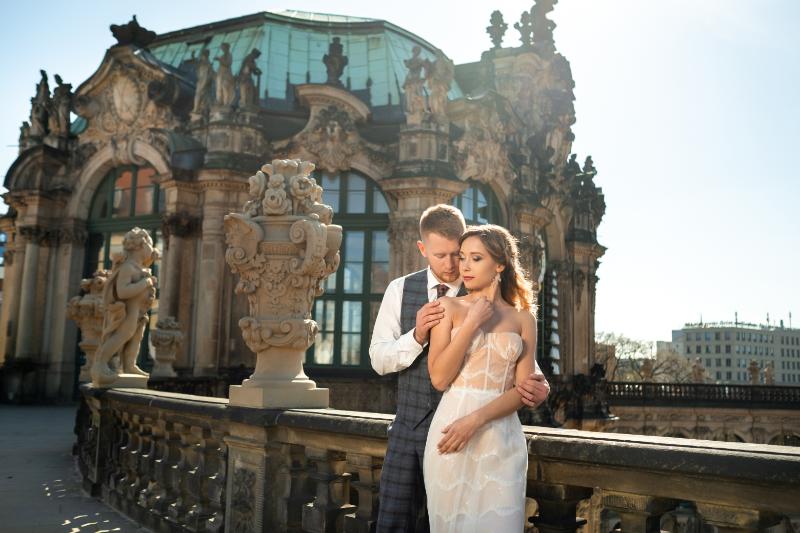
[29,70,50,138]
[192,49,213,116]
[237,48,262,107]
[90,228,159,387]
[48,74,73,137]
[323,37,348,86]
[515,10,534,47]
[403,46,427,125]
[531,0,558,56]
[425,50,454,120]
[214,43,235,108]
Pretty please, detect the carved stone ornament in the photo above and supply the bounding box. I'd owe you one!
[67,270,111,382]
[323,37,348,86]
[295,105,359,173]
[149,316,183,378]
[425,50,454,121]
[453,104,516,190]
[110,15,157,49]
[486,10,508,49]
[403,46,427,125]
[90,227,160,388]
[223,158,341,408]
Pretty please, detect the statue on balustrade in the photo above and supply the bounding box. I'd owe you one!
[747,360,760,384]
[90,228,160,387]
[192,49,213,115]
[214,42,235,107]
[764,361,775,385]
[237,48,262,107]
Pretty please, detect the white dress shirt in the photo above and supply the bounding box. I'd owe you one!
[369,268,462,376]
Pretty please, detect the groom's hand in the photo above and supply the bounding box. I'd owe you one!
[517,373,550,407]
[413,301,445,345]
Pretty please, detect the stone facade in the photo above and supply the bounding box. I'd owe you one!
[0,7,605,401]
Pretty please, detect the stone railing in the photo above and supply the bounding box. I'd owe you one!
[607,381,800,408]
[75,386,800,533]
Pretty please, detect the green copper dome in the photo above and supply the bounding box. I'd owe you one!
[149,10,463,113]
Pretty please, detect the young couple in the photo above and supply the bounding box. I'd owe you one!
[370,204,550,532]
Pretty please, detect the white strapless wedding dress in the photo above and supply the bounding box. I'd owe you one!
[423,327,527,532]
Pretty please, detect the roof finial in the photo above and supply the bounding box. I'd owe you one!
[110,15,157,49]
[486,10,508,49]
[323,37,348,87]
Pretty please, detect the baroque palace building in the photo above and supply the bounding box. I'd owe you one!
[0,6,606,403]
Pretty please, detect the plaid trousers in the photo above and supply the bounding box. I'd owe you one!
[376,417,432,533]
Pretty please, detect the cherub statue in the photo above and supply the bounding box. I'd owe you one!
[90,228,159,386]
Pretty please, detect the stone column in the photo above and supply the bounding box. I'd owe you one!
[193,202,227,376]
[160,212,199,319]
[15,225,44,359]
[380,177,467,280]
[564,241,605,378]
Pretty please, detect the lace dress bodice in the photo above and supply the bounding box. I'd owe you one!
[448,326,523,394]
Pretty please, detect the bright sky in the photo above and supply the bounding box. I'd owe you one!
[1,1,798,342]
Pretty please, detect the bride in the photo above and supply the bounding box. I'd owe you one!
[424,224,547,532]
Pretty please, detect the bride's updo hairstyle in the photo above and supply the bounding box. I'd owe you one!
[459,224,537,315]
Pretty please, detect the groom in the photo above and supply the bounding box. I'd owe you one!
[370,204,549,532]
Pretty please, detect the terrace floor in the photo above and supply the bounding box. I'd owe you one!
[0,405,147,533]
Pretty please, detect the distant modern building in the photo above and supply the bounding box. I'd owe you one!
[672,320,800,384]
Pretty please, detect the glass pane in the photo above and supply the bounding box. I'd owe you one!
[344,231,364,294]
[112,189,131,218]
[313,300,335,365]
[373,189,389,214]
[321,173,340,211]
[347,191,366,213]
[341,334,360,365]
[342,301,362,333]
[314,333,334,364]
[461,187,474,221]
[135,187,155,215]
[371,231,389,293]
[347,174,366,213]
[324,271,337,291]
[136,166,156,186]
[115,169,133,189]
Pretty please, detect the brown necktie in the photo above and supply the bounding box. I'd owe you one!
[435,284,449,299]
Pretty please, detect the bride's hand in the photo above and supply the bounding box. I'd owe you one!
[437,413,482,454]
[462,297,493,331]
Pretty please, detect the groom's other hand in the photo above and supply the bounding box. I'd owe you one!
[517,373,550,407]
[413,301,445,346]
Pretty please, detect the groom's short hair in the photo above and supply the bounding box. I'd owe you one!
[419,204,466,241]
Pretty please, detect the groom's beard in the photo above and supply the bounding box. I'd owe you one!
[435,270,460,284]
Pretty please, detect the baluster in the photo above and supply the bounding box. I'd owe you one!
[343,453,382,533]
[601,492,678,533]
[185,426,211,532]
[106,409,131,507]
[167,423,192,527]
[302,447,357,533]
[204,428,227,533]
[529,483,592,533]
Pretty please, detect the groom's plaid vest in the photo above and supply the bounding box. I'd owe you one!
[396,269,440,429]
[396,269,466,429]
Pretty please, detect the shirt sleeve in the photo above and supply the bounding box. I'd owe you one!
[368,277,425,375]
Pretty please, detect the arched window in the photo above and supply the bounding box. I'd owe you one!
[307,170,390,369]
[85,165,164,369]
[452,181,502,225]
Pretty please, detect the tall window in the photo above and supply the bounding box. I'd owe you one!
[307,171,390,369]
[85,165,164,369]
[452,182,502,225]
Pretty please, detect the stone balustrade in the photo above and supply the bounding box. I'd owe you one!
[607,381,800,408]
[75,385,800,533]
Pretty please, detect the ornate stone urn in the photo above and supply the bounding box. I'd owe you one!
[224,158,341,408]
[66,270,110,382]
[149,316,183,378]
